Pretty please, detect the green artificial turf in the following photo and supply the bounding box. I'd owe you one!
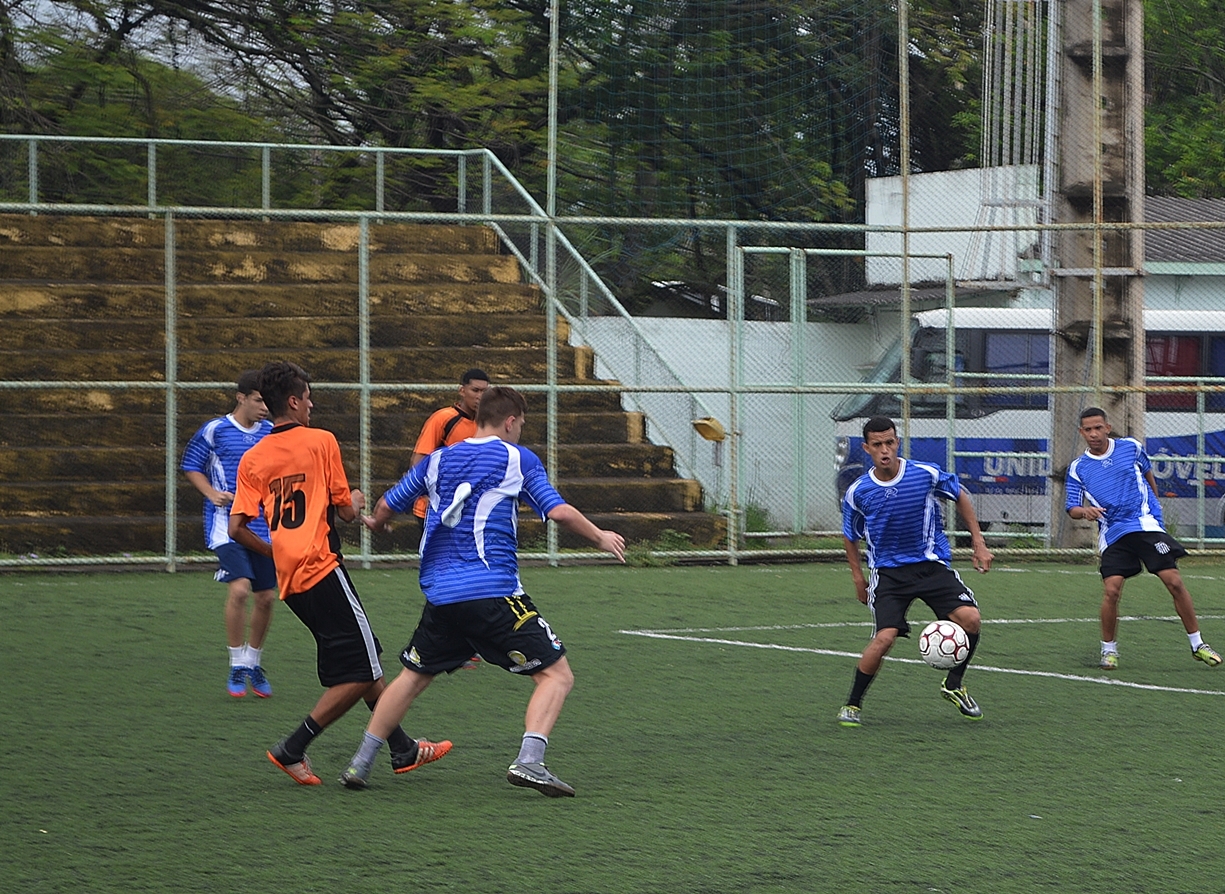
[3,561,1225,892]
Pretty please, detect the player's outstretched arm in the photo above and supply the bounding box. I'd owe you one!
[954,491,993,572]
[361,495,398,533]
[546,503,626,562]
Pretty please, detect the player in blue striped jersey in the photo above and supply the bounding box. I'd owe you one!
[1065,407,1221,670]
[339,386,625,796]
[837,416,993,727]
[181,370,277,698]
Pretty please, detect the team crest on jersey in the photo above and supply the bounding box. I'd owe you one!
[885,487,899,498]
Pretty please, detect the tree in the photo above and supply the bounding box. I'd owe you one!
[1144,0,1225,197]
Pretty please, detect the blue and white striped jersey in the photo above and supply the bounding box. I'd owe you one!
[382,436,566,605]
[181,415,272,549]
[1065,437,1165,552]
[842,458,961,569]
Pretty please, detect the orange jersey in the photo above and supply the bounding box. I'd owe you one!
[411,404,476,518]
[233,423,353,598]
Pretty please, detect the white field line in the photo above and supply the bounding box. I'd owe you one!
[618,617,1225,697]
[629,613,1225,636]
[994,566,1225,584]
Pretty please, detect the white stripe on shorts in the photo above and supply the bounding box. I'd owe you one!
[337,568,383,680]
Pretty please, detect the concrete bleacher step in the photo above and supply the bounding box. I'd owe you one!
[0,443,680,482]
[1,282,545,317]
[0,512,729,558]
[0,385,631,417]
[0,411,644,449]
[1,314,560,351]
[0,345,591,382]
[1,470,695,517]
[0,248,523,284]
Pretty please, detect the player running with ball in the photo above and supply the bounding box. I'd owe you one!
[837,415,993,727]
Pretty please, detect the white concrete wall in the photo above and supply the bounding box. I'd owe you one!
[867,166,1039,285]
[572,317,882,531]
[1143,274,1225,309]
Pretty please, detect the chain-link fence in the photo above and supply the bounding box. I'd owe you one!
[5,0,1225,566]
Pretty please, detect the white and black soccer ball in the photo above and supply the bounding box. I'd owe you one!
[918,620,970,669]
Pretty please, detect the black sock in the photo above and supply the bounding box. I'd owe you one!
[365,699,416,759]
[847,668,875,708]
[387,728,417,760]
[944,632,980,690]
[282,715,324,760]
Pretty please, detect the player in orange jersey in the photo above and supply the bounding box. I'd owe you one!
[230,360,450,785]
[407,367,490,668]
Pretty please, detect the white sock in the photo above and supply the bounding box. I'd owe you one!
[1101,641,1118,655]
[516,733,548,764]
[246,645,263,667]
[1189,631,1204,650]
[228,645,246,667]
[352,731,387,771]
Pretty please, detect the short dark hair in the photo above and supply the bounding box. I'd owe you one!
[236,369,261,395]
[862,415,896,441]
[257,361,310,418]
[476,385,527,428]
[1079,406,1107,424]
[461,368,489,385]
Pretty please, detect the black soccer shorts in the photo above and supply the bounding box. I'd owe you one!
[868,561,979,637]
[284,565,384,687]
[399,592,566,676]
[1099,531,1188,579]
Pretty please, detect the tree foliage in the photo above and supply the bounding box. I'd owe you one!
[1144,0,1225,197]
[11,1,1221,288]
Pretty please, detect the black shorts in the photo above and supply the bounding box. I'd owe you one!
[868,561,979,638]
[400,593,566,676]
[284,565,384,687]
[1100,531,1187,580]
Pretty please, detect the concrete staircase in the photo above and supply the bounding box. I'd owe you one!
[0,214,725,558]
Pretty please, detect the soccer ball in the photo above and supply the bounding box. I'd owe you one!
[918,620,970,669]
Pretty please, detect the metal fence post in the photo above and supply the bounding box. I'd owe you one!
[147,142,157,209]
[726,224,742,565]
[27,138,37,212]
[164,212,178,571]
[261,146,271,213]
[376,150,385,218]
[359,217,372,568]
[789,247,807,534]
